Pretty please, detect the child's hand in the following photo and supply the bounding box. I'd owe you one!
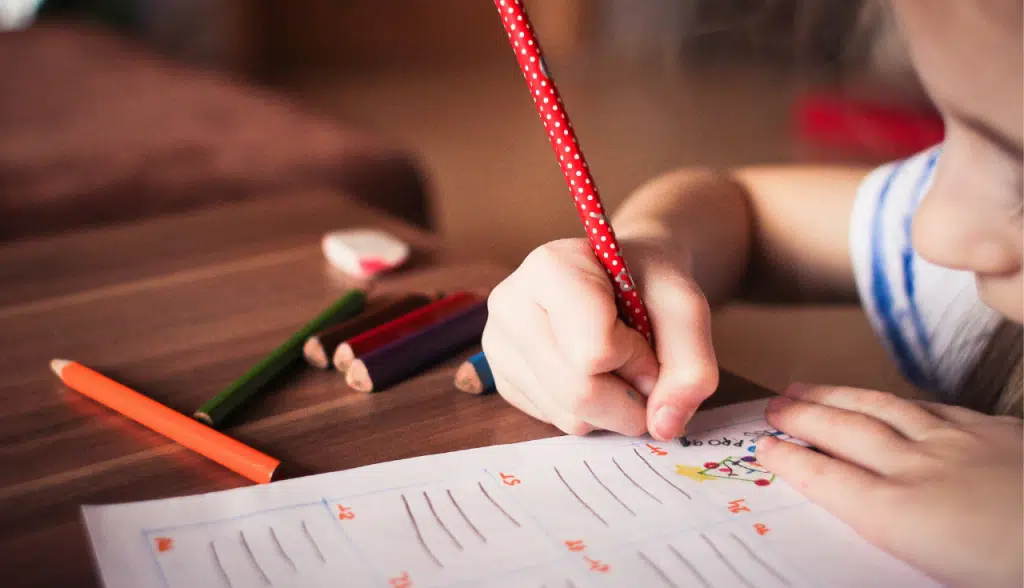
[756,384,1023,588]
[482,237,718,439]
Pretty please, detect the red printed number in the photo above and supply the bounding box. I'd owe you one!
[584,557,610,573]
[645,443,668,456]
[728,499,750,514]
[337,505,355,520]
[389,572,412,587]
[500,472,521,486]
[564,539,586,552]
[154,537,173,553]
[754,523,770,535]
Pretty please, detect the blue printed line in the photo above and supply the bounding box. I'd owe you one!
[870,161,929,388]
[900,149,941,388]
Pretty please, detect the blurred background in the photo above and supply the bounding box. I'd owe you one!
[1,0,941,394]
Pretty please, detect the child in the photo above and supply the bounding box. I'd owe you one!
[481,0,1022,586]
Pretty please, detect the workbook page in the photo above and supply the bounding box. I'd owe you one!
[82,399,939,588]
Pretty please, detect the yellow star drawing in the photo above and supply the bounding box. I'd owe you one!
[675,464,716,482]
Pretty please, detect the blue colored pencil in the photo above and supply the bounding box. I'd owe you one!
[454,351,495,395]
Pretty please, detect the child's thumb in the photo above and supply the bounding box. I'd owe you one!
[641,272,719,441]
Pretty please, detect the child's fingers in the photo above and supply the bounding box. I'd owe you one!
[501,294,647,436]
[763,396,917,476]
[483,314,599,436]
[641,265,719,440]
[912,399,996,425]
[782,384,946,441]
[482,323,550,425]
[549,369,649,437]
[755,435,887,530]
[493,373,549,424]
[519,240,660,385]
[601,318,662,397]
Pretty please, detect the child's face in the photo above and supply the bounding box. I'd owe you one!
[893,0,1023,322]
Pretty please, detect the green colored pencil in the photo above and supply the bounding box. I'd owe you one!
[194,289,367,427]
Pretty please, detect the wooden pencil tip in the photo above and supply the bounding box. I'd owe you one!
[454,361,483,395]
[194,412,214,426]
[332,344,354,373]
[50,359,71,378]
[302,337,328,369]
[345,361,373,393]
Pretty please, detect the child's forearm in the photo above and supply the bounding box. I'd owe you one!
[612,165,870,306]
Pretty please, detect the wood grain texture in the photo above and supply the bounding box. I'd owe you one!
[0,192,772,587]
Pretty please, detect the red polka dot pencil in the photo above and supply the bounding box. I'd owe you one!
[492,0,653,344]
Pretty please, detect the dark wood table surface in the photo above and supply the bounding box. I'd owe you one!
[0,191,771,587]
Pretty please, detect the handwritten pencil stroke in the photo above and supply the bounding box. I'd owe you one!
[633,448,691,499]
[268,527,297,571]
[637,550,678,588]
[554,466,608,526]
[478,481,521,527]
[210,541,233,588]
[730,532,792,586]
[447,489,486,543]
[300,520,326,563]
[402,494,443,568]
[239,530,273,585]
[424,491,463,550]
[666,543,712,588]
[585,460,636,516]
[701,534,754,588]
[612,456,662,504]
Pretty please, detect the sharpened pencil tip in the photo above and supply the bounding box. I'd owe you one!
[50,359,71,377]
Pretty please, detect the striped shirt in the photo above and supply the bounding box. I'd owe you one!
[849,145,1003,401]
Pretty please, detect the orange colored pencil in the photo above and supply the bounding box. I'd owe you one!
[50,359,281,484]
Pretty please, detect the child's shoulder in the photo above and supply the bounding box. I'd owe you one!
[847,144,1006,401]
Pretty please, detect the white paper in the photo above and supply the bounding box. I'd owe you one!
[82,399,940,587]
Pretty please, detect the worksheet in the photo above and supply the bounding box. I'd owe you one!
[82,399,940,588]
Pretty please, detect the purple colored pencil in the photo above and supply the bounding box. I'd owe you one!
[345,301,488,393]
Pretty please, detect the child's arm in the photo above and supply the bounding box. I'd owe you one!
[612,164,872,307]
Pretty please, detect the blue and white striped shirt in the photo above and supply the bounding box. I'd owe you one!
[850,145,1003,401]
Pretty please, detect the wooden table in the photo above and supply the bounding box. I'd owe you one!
[0,191,770,587]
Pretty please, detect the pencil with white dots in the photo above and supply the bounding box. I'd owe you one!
[492,0,653,344]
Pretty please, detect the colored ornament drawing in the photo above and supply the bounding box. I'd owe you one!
[675,456,775,486]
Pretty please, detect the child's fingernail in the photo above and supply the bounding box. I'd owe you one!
[784,382,809,397]
[653,405,686,439]
[635,376,656,397]
[755,435,778,451]
[766,395,793,413]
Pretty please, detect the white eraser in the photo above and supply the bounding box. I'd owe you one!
[321,229,410,278]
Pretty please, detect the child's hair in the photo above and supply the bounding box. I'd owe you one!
[960,321,1023,417]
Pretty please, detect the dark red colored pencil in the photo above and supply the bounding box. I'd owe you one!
[332,291,480,372]
[346,301,488,393]
[302,293,434,369]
